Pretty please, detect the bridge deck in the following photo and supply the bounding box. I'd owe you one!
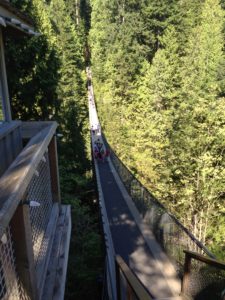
[87,67,182,300]
[97,159,182,299]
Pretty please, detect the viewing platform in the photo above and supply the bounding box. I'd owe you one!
[0,2,71,299]
[0,121,71,299]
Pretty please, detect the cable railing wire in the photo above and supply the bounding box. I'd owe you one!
[103,136,215,260]
[104,137,225,299]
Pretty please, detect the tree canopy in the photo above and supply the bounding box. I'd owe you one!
[89,0,225,259]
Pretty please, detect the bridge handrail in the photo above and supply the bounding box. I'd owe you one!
[0,122,57,238]
[182,250,225,299]
[103,135,215,259]
[183,250,225,269]
[115,255,153,300]
[91,135,117,300]
[0,121,63,299]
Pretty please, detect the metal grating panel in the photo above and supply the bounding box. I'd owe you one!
[26,151,53,268]
[0,227,20,299]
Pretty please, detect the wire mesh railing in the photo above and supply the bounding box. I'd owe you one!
[182,251,225,300]
[92,145,117,300]
[186,261,225,300]
[27,151,53,269]
[0,227,21,299]
[104,137,225,299]
[0,121,60,299]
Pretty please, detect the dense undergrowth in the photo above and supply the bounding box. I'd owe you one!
[60,166,104,300]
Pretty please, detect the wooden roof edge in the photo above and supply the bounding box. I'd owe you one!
[0,0,34,26]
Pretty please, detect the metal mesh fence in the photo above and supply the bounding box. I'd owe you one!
[185,259,225,300]
[0,227,20,299]
[104,138,225,299]
[26,151,53,269]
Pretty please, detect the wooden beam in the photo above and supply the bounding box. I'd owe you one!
[183,250,225,270]
[0,28,11,121]
[41,205,71,300]
[0,122,57,238]
[0,121,21,139]
[0,1,34,26]
[115,255,122,300]
[0,121,22,176]
[181,252,191,294]
[48,136,61,203]
[115,255,152,300]
[10,203,39,299]
[36,203,59,294]
[52,206,71,300]
[182,250,225,295]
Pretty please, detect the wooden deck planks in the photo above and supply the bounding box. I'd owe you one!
[41,205,71,300]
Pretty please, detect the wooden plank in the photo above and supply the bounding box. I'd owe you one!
[183,250,225,269]
[0,1,34,26]
[52,205,71,300]
[115,255,122,300]
[42,205,71,300]
[48,136,61,203]
[0,137,5,174]
[12,126,23,157]
[115,255,152,300]
[5,131,13,166]
[37,203,59,295]
[10,203,39,299]
[0,122,57,238]
[0,122,22,177]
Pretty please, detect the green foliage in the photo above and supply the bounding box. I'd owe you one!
[6,0,104,297]
[62,180,104,300]
[6,0,90,171]
[90,0,225,259]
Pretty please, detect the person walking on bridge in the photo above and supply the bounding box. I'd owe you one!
[94,138,104,161]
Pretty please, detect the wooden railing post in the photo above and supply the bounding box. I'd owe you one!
[115,257,121,300]
[182,252,192,294]
[48,135,61,204]
[126,283,133,300]
[10,203,39,300]
[115,255,152,300]
[0,28,11,121]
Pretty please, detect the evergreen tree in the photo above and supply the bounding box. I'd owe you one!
[90,0,225,256]
[49,0,88,171]
[170,0,225,244]
[6,0,60,120]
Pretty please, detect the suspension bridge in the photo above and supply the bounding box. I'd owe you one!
[87,68,225,300]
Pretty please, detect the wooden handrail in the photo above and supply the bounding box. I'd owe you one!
[115,255,152,300]
[184,250,225,269]
[182,250,225,294]
[21,121,57,139]
[0,121,21,139]
[0,121,57,238]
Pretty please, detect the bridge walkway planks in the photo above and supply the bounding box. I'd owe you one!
[97,159,182,300]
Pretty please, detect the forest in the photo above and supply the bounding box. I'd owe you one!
[5,0,102,299]
[89,0,225,260]
[3,0,225,298]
